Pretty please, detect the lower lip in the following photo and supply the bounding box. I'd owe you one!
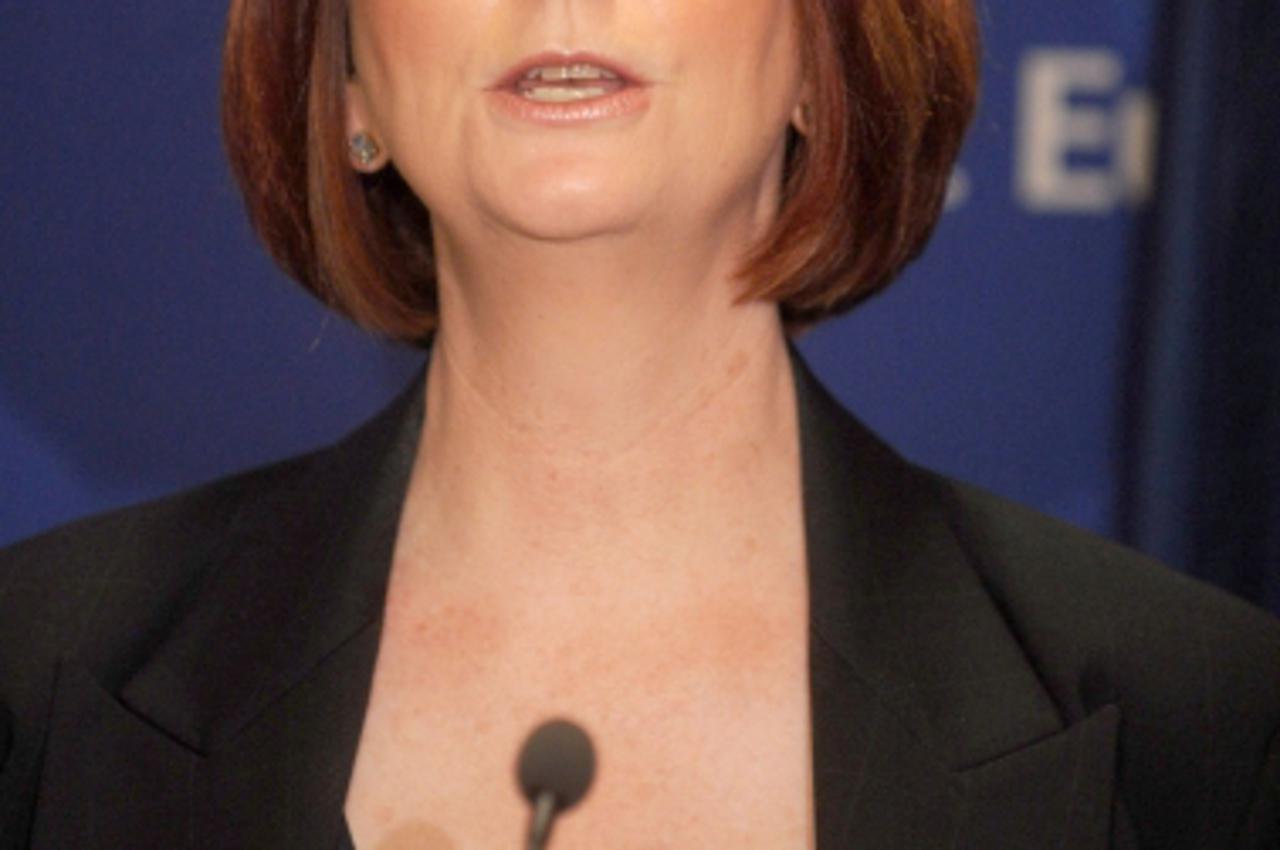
[486,85,652,127]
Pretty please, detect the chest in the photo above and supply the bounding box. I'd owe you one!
[344,572,815,850]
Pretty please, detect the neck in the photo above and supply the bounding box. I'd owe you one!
[395,214,803,589]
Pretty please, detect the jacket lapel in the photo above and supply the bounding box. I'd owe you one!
[794,349,1120,849]
[31,344,1120,849]
[30,372,424,849]
[31,625,381,849]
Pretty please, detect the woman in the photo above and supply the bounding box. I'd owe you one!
[1,0,1277,847]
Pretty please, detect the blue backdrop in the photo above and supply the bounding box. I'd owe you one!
[2,5,1156,559]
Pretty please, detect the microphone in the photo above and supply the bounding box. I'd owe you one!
[516,718,596,850]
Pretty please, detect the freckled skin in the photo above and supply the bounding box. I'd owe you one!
[374,821,458,850]
[339,0,814,846]
[347,551,812,848]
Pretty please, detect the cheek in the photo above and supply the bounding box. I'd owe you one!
[669,0,801,131]
[352,0,478,151]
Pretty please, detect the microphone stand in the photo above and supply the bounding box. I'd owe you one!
[526,790,559,850]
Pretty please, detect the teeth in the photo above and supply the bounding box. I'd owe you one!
[521,85,611,102]
[522,63,620,82]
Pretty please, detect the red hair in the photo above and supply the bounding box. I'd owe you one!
[221,0,980,340]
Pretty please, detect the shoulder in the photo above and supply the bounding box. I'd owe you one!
[930,471,1280,845]
[0,451,317,689]
[0,370,422,680]
[933,472,1280,694]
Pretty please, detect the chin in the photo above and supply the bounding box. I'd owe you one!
[487,167,652,242]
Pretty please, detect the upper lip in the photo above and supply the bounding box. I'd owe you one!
[489,50,649,91]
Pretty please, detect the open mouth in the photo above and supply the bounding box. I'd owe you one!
[512,75,627,102]
[488,52,652,124]
[513,67,630,103]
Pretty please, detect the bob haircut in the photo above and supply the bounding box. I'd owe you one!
[222,0,980,341]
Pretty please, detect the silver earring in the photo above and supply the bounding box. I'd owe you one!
[349,132,382,168]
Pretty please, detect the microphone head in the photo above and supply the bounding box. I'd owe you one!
[516,718,596,812]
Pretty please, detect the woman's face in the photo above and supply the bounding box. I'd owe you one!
[346,0,806,248]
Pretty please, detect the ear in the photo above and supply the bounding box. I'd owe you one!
[345,79,389,172]
[789,80,814,138]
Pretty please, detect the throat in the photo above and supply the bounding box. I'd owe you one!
[396,296,803,591]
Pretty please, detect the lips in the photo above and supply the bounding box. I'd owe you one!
[490,50,650,92]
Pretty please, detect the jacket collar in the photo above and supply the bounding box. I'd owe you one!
[30,343,1121,849]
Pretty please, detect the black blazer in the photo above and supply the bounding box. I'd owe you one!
[2,346,1278,849]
